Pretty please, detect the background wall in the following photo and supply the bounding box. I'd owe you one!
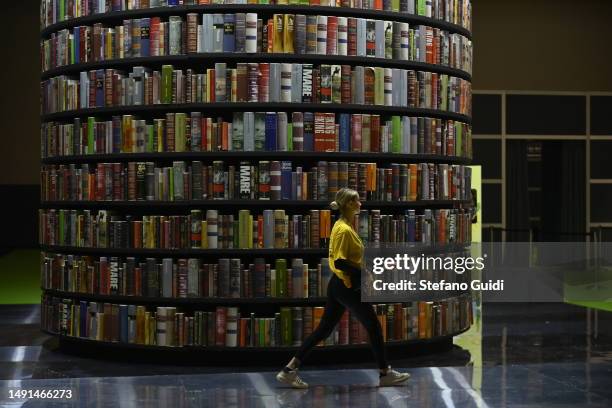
[1,0,612,247]
[472,0,612,92]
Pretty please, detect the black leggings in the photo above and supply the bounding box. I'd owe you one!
[294,274,389,369]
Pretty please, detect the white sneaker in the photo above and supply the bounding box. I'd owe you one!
[276,368,309,389]
[379,367,410,387]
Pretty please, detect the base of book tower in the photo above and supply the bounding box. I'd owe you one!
[44,328,470,366]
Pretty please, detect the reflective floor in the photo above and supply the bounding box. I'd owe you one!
[0,303,611,407]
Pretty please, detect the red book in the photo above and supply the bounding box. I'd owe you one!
[370,115,380,152]
[341,65,351,103]
[258,63,269,102]
[313,112,326,152]
[426,27,434,64]
[347,18,357,56]
[215,306,227,346]
[326,16,337,55]
[324,113,336,151]
[150,17,160,56]
[339,310,349,345]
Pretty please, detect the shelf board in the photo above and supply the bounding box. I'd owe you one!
[41,103,472,124]
[41,151,473,165]
[39,199,473,209]
[40,5,472,40]
[42,53,472,81]
[42,289,328,305]
[41,242,472,256]
[42,327,470,352]
[40,245,328,257]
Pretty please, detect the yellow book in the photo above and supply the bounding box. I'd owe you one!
[96,312,104,341]
[136,306,146,344]
[273,14,284,53]
[122,115,134,152]
[201,220,208,248]
[155,119,164,152]
[230,69,237,102]
[283,14,295,53]
[303,264,309,298]
[144,311,151,345]
[248,215,253,249]
[206,68,214,102]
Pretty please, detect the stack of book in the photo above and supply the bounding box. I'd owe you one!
[41,292,473,347]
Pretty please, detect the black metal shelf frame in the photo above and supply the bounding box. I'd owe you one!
[41,5,472,39]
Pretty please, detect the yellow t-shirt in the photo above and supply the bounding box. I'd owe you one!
[328,218,364,288]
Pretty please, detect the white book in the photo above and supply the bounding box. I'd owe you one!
[392,68,400,106]
[79,72,89,108]
[400,22,409,60]
[384,68,392,106]
[225,307,238,347]
[280,63,292,102]
[156,307,168,346]
[291,64,303,103]
[269,63,280,102]
[316,15,327,55]
[206,210,219,249]
[245,13,258,53]
[277,112,288,151]
[197,24,203,53]
[401,70,408,107]
[244,112,255,151]
[375,20,385,58]
[356,18,366,57]
[204,15,214,52]
[402,116,411,154]
[337,17,347,56]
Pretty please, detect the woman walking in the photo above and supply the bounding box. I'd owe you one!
[276,188,411,388]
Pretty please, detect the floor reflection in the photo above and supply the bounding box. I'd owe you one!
[0,303,612,407]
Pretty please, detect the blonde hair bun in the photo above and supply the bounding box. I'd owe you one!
[330,201,340,210]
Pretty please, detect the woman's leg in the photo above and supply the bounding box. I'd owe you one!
[291,276,346,366]
[334,286,389,370]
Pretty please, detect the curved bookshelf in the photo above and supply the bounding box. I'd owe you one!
[41,152,472,165]
[40,5,472,39]
[39,199,473,209]
[43,289,328,305]
[40,2,474,357]
[42,103,472,123]
[41,54,472,81]
[41,245,328,257]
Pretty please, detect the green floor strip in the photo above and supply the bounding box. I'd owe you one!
[0,249,41,304]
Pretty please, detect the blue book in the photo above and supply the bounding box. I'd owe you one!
[95,69,105,107]
[74,27,80,64]
[406,209,416,242]
[265,112,277,151]
[112,1,123,11]
[112,116,122,153]
[119,305,128,343]
[280,161,292,199]
[167,0,179,6]
[303,112,314,151]
[223,14,236,52]
[339,113,350,152]
[140,18,151,57]
[79,301,87,337]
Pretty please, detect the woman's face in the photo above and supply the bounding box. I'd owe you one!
[348,196,361,214]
